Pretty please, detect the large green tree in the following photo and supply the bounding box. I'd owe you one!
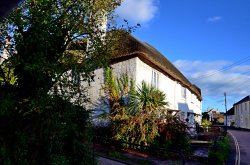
[0,0,133,164]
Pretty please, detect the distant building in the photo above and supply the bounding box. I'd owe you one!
[224,107,235,127]
[234,96,250,129]
[213,113,224,124]
[207,108,224,123]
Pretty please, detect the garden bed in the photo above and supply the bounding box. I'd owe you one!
[94,143,185,165]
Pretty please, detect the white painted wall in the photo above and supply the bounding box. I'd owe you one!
[87,57,137,111]
[134,57,202,119]
[134,57,152,86]
[234,101,250,129]
[88,57,202,125]
[224,115,235,127]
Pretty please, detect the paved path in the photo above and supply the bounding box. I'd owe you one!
[226,130,237,165]
[228,129,250,165]
[97,156,126,165]
[97,156,206,165]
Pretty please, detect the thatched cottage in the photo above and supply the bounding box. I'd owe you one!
[88,33,202,125]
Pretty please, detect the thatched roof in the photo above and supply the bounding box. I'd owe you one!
[110,33,202,101]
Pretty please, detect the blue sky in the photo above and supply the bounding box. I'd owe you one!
[116,0,250,112]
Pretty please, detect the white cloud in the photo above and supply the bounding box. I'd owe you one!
[207,16,223,23]
[173,60,250,109]
[174,60,229,73]
[230,65,250,73]
[116,0,159,23]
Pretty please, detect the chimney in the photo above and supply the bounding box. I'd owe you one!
[86,6,108,53]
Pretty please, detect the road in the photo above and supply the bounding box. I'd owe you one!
[97,156,126,165]
[229,129,250,165]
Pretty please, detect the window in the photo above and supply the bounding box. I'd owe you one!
[151,70,159,88]
[181,86,186,99]
[245,103,247,113]
[249,102,250,113]
[191,94,195,103]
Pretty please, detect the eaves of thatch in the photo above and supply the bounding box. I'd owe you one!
[110,33,202,101]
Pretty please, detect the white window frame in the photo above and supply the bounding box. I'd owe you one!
[181,86,186,99]
[249,102,250,113]
[151,69,159,88]
[191,94,195,103]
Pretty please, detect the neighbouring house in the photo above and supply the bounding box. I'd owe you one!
[88,33,202,127]
[234,95,250,129]
[224,107,235,127]
[207,108,219,122]
[207,108,224,124]
[213,113,224,124]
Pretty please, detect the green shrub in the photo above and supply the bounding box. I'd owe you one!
[0,97,95,165]
[154,115,191,154]
[208,135,230,165]
[201,119,212,132]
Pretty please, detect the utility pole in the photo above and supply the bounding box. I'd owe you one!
[224,92,228,133]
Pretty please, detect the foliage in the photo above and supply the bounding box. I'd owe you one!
[102,69,190,150]
[102,67,131,138]
[0,63,17,85]
[128,81,168,116]
[208,135,230,165]
[0,96,93,164]
[0,0,134,164]
[101,69,191,155]
[201,119,212,127]
[102,69,169,145]
[122,81,169,145]
[201,119,212,132]
[156,114,190,151]
[202,112,209,120]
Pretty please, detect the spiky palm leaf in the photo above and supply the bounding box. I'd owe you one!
[128,80,168,115]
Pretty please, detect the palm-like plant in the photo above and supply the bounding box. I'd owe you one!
[129,81,168,116]
[102,70,169,145]
[117,81,169,145]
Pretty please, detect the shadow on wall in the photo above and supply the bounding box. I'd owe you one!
[178,102,198,138]
[178,102,190,112]
[178,102,195,122]
[91,96,111,127]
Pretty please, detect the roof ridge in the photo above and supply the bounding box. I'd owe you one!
[111,33,202,100]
